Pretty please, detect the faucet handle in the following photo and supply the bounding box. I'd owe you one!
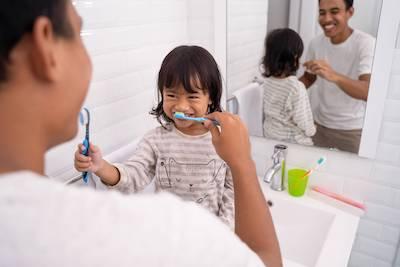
[271,144,287,162]
[274,144,288,153]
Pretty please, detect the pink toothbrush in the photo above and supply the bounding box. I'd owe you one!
[311,186,366,210]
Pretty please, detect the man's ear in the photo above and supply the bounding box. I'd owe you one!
[347,7,354,18]
[29,17,59,82]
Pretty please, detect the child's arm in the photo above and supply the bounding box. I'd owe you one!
[218,167,235,229]
[290,84,316,137]
[102,137,157,193]
[74,136,157,193]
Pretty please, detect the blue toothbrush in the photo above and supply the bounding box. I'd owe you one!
[174,112,219,125]
[79,108,90,183]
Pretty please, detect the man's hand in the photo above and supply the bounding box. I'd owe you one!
[203,112,252,170]
[304,59,339,83]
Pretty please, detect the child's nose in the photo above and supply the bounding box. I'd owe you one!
[175,97,190,111]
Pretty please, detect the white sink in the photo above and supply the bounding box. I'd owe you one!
[259,178,360,267]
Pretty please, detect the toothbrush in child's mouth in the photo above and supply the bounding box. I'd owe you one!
[173,112,219,125]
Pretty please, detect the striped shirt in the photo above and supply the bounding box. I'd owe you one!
[263,76,316,145]
[109,124,234,228]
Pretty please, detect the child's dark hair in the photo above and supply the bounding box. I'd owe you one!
[261,28,304,78]
[151,45,223,126]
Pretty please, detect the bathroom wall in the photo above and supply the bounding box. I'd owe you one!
[266,0,289,34]
[227,0,268,96]
[249,28,400,267]
[44,0,217,183]
[390,27,400,267]
[187,0,214,51]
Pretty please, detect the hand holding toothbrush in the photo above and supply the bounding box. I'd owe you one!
[202,112,252,169]
[74,143,104,174]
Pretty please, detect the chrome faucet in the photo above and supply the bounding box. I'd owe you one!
[263,144,287,191]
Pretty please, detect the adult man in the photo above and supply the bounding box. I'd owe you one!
[300,0,375,153]
[0,0,282,266]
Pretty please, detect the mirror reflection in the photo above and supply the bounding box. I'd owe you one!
[227,0,382,154]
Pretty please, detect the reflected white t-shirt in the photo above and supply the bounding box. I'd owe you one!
[0,171,263,267]
[305,29,376,130]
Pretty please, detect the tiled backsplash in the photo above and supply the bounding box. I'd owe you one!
[227,0,267,96]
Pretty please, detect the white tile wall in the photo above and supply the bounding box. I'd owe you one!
[187,0,214,50]
[45,0,217,182]
[227,0,268,96]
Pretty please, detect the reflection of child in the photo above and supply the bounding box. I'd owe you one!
[74,46,234,228]
[261,28,316,145]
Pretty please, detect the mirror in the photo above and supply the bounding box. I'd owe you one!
[227,0,383,155]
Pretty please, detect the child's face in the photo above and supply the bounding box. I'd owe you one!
[163,83,211,135]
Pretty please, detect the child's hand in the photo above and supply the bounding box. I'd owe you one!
[74,143,104,173]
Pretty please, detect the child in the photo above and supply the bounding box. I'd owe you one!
[74,46,234,228]
[261,28,316,145]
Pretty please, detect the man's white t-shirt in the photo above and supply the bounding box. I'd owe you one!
[0,171,264,267]
[305,29,376,130]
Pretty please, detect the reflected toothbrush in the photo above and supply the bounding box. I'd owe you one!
[301,156,327,179]
[79,108,90,184]
[173,112,219,125]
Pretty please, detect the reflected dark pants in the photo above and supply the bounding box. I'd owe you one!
[312,122,362,154]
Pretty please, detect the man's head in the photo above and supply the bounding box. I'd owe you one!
[318,0,354,43]
[0,0,92,148]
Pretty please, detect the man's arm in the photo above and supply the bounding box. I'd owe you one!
[334,73,370,101]
[205,113,282,267]
[304,60,370,101]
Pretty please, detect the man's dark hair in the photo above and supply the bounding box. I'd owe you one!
[261,28,304,78]
[151,45,223,126]
[319,0,354,10]
[0,0,73,82]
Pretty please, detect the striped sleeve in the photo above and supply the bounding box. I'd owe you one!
[108,135,157,194]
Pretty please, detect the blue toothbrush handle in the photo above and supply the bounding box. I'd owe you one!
[192,117,207,122]
[81,138,89,183]
[194,117,220,125]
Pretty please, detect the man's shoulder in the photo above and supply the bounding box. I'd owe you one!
[0,171,184,218]
[352,29,376,45]
[0,172,263,266]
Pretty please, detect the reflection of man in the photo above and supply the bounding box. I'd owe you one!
[0,0,281,266]
[300,0,375,153]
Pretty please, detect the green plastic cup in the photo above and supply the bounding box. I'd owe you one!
[288,169,309,197]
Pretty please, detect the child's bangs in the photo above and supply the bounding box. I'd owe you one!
[163,63,206,94]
